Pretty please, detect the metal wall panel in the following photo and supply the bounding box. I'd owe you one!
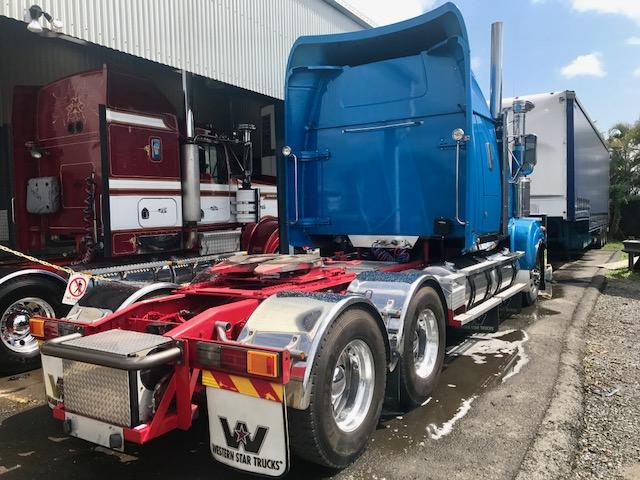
[0,0,363,100]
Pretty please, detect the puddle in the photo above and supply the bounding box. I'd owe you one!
[376,329,528,451]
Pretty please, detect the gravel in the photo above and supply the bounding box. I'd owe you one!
[570,278,640,480]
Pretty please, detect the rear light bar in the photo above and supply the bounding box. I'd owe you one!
[30,317,84,340]
[195,341,289,383]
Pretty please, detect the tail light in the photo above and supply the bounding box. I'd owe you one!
[29,317,46,338]
[220,346,247,372]
[195,341,288,383]
[29,318,84,340]
[247,350,278,378]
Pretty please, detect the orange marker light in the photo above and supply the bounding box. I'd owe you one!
[29,318,46,339]
[247,350,278,378]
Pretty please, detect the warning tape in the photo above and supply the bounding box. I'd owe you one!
[202,370,284,403]
[0,244,111,282]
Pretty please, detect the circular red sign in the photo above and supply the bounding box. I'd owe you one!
[69,277,88,298]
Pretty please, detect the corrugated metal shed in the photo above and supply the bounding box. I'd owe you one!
[0,0,366,100]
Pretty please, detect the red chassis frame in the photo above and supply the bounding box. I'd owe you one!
[43,261,371,445]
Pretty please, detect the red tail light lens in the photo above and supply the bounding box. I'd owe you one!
[44,320,59,339]
[219,346,247,373]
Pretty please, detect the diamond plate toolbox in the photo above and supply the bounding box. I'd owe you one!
[61,330,174,427]
[63,360,132,426]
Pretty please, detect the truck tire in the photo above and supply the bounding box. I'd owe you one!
[288,307,386,469]
[522,248,544,306]
[0,277,69,372]
[393,286,446,408]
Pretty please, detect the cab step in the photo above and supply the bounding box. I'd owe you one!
[452,282,528,327]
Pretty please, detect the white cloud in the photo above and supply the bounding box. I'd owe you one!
[628,36,640,45]
[571,0,640,24]
[633,67,640,78]
[560,53,606,78]
[471,57,481,71]
[345,0,438,25]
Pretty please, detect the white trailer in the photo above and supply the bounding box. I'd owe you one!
[505,91,610,252]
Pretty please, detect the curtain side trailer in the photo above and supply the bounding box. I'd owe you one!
[505,91,610,252]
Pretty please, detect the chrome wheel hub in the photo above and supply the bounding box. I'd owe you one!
[412,308,439,379]
[331,339,375,433]
[0,297,55,354]
[529,265,542,298]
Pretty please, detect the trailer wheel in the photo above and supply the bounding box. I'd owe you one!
[288,307,386,469]
[0,277,68,372]
[393,286,446,408]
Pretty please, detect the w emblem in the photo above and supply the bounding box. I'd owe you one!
[219,417,269,454]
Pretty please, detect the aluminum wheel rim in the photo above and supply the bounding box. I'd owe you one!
[331,339,375,433]
[529,262,542,299]
[413,308,439,379]
[0,297,55,353]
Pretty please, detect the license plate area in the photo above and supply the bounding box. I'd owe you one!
[204,371,289,477]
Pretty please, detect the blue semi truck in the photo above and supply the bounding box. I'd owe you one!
[35,3,549,476]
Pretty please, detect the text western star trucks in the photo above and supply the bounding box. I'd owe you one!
[30,4,549,476]
[504,91,610,253]
[0,66,278,371]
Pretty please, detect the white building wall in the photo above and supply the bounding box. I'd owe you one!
[0,0,363,100]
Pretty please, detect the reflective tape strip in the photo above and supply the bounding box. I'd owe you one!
[202,370,283,403]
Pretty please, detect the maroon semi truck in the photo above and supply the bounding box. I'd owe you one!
[0,66,278,371]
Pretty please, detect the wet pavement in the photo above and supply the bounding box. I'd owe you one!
[0,250,613,479]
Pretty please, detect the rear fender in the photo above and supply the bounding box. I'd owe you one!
[236,292,389,410]
[0,269,67,290]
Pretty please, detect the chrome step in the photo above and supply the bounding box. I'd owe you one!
[452,282,528,326]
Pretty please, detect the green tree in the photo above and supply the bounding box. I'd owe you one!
[608,121,640,238]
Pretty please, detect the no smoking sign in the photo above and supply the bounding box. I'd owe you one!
[62,273,91,305]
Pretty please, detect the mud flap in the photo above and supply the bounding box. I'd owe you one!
[204,371,289,477]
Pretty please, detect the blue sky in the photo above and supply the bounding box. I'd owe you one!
[346,0,640,133]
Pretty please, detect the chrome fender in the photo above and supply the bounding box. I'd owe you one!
[236,292,389,410]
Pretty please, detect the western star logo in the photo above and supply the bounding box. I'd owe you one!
[219,417,268,454]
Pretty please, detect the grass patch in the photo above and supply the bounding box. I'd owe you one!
[602,241,624,251]
[607,268,640,281]
[602,241,628,260]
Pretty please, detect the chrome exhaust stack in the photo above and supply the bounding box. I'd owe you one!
[490,21,509,235]
[489,22,503,120]
[181,70,200,248]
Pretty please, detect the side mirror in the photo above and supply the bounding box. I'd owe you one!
[522,133,537,175]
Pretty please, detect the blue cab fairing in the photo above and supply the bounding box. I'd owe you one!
[282,3,523,255]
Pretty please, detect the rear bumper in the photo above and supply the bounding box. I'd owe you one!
[51,402,198,445]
